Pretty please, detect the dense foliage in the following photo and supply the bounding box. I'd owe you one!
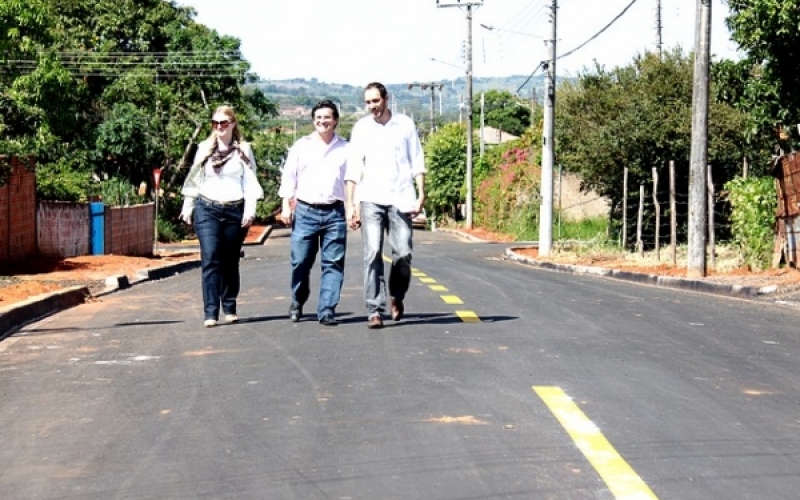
[725,176,777,270]
[0,0,285,238]
[472,89,533,137]
[422,122,472,220]
[726,0,800,146]
[555,50,755,245]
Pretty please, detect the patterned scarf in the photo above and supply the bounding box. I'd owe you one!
[209,141,239,172]
[181,139,252,199]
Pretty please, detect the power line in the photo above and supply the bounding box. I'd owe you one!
[500,0,639,84]
[515,61,544,94]
[35,50,241,57]
[557,0,639,61]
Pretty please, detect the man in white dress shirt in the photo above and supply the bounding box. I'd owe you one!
[346,82,426,329]
[278,100,348,326]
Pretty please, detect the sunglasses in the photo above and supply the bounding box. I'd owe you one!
[211,119,234,129]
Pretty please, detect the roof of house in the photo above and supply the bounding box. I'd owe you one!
[476,126,519,145]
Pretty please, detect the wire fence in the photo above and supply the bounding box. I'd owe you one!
[620,162,734,267]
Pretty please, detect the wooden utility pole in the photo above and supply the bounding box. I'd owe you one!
[407,82,444,135]
[687,0,711,278]
[437,0,483,229]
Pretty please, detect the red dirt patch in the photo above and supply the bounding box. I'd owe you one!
[0,225,269,309]
[452,226,800,288]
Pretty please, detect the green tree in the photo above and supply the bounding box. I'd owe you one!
[726,0,800,147]
[423,122,471,220]
[472,89,532,137]
[556,49,750,242]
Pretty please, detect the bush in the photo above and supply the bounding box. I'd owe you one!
[156,217,181,243]
[474,146,540,238]
[725,176,776,270]
[36,160,91,201]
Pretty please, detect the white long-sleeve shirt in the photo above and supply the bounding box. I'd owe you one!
[278,133,348,204]
[345,112,425,212]
[181,139,264,219]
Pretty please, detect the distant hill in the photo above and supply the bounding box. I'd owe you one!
[253,75,548,119]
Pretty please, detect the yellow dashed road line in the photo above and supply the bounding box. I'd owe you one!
[410,267,479,322]
[456,310,480,322]
[534,386,659,499]
[441,295,464,305]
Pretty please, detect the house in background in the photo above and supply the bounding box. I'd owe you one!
[477,126,518,145]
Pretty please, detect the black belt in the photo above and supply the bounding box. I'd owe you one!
[198,195,244,207]
[297,199,343,210]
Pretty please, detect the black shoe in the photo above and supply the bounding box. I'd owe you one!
[290,307,302,323]
[319,313,338,326]
[391,298,404,321]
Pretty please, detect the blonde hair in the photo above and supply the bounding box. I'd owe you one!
[207,105,243,143]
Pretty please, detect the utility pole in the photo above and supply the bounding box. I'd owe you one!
[407,82,444,135]
[688,0,711,278]
[438,0,483,229]
[539,0,557,256]
[656,0,663,58]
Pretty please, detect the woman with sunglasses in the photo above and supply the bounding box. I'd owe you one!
[180,105,264,328]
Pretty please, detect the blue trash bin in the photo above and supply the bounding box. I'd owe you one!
[89,201,105,255]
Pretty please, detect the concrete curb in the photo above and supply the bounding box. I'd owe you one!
[0,258,201,341]
[503,246,798,300]
[1,225,278,340]
[434,227,492,243]
[1,285,90,340]
[243,224,273,246]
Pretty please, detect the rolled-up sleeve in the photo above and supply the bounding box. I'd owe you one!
[345,123,364,184]
[408,127,426,177]
[241,144,264,218]
[278,145,300,198]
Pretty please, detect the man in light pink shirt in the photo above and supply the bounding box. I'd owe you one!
[278,100,348,326]
[345,82,426,329]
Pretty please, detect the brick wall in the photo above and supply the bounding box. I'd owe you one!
[37,201,91,258]
[36,202,154,259]
[105,203,154,256]
[0,156,38,264]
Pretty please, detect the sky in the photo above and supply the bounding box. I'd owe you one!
[176,0,741,86]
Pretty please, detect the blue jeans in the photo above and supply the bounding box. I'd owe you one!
[290,201,347,318]
[360,202,413,318]
[193,197,246,321]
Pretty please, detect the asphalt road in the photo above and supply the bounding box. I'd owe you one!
[2,228,799,499]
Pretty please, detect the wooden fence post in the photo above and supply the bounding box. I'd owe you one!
[622,166,628,249]
[653,166,660,262]
[670,160,677,266]
[708,165,715,270]
[637,184,645,258]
